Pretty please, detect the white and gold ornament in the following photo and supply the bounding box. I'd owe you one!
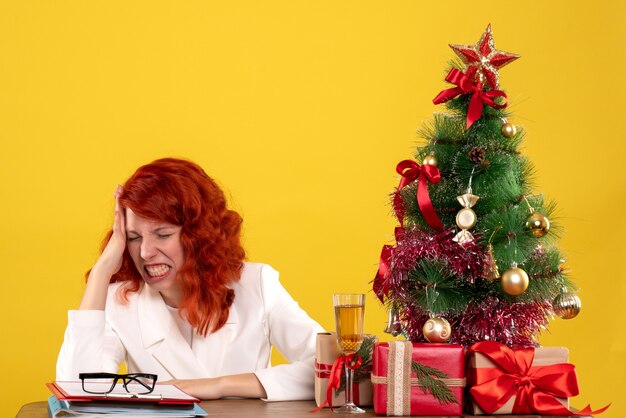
[453,188,479,244]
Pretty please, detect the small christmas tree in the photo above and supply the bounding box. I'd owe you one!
[374,24,581,348]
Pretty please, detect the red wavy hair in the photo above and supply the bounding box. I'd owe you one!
[99,158,245,336]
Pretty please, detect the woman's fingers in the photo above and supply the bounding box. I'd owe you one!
[80,186,128,306]
[97,185,127,276]
[114,185,126,240]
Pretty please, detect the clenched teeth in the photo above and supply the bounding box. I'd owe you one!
[145,264,171,277]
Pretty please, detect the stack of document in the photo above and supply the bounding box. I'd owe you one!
[47,381,207,417]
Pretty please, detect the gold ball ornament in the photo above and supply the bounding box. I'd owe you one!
[422,317,452,343]
[500,266,529,295]
[553,291,581,319]
[501,122,517,138]
[525,212,550,237]
[422,153,438,167]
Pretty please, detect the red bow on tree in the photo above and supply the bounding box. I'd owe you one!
[393,160,443,231]
[468,341,610,416]
[433,67,508,129]
[372,227,404,303]
[373,245,393,303]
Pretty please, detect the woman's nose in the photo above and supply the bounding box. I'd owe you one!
[140,238,158,260]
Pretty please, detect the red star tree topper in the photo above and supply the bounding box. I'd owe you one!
[449,24,520,89]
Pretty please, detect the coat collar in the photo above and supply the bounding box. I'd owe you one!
[137,284,239,379]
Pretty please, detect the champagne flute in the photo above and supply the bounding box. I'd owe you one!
[333,293,365,414]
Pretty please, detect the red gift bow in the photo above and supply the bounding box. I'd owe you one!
[432,67,508,129]
[310,354,363,412]
[373,227,405,302]
[468,341,610,416]
[314,361,362,405]
[394,160,444,231]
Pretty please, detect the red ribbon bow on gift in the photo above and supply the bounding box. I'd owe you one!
[311,354,363,413]
[394,160,443,231]
[468,341,610,416]
[433,67,508,129]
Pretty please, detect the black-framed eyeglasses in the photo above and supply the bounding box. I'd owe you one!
[79,373,158,395]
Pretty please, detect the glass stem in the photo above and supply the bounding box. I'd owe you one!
[344,362,355,406]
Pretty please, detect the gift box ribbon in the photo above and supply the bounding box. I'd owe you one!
[372,341,465,417]
[311,354,363,412]
[468,341,610,416]
[315,361,333,378]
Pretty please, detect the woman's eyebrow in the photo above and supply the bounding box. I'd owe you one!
[153,226,177,232]
[125,226,178,234]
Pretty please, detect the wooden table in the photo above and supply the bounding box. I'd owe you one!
[16,399,592,417]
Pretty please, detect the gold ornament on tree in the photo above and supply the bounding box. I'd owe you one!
[500,263,529,295]
[523,196,550,237]
[500,118,517,138]
[526,212,550,237]
[422,151,438,167]
[383,304,403,336]
[483,228,502,282]
[484,244,500,282]
[422,316,452,343]
[553,289,581,319]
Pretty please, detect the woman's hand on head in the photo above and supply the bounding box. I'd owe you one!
[95,185,127,277]
[79,186,127,310]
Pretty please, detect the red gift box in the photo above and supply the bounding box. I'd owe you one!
[371,341,465,416]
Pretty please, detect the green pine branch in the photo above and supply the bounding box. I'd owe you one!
[411,361,459,405]
[353,336,375,383]
[407,258,472,314]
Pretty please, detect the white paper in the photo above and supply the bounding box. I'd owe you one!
[55,381,198,401]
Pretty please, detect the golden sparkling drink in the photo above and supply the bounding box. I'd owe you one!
[334,304,364,354]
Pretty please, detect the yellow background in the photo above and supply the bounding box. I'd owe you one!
[1,1,624,416]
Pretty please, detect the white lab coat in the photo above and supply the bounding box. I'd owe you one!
[56,263,325,401]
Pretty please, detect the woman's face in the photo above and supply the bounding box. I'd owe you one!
[125,208,185,306]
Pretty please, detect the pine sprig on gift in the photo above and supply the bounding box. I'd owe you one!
[353,336,375,383]
[411,361,459,405]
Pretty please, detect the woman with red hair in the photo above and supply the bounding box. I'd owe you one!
[56,158,324,400]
